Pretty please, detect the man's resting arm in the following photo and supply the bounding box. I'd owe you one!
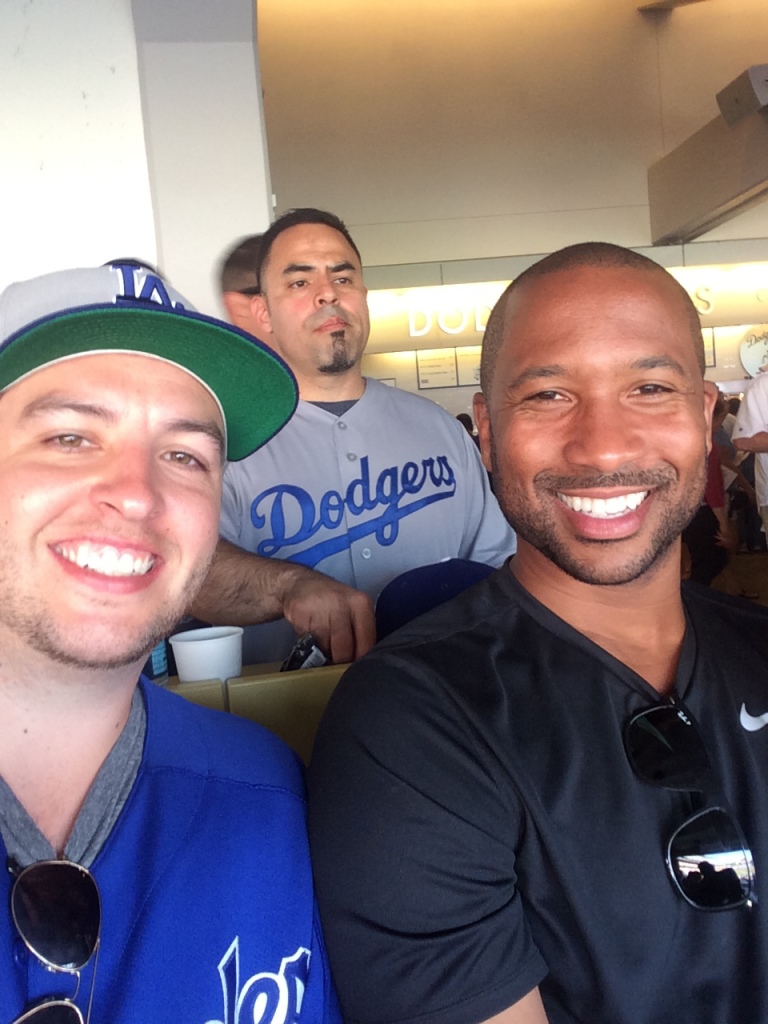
[190,538,375,663]
[733,430,768,454]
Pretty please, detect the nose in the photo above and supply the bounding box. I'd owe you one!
[89,445,163,520]
[563,395,644,473]
[314,275,340,306]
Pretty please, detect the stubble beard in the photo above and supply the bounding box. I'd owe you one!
[490,437,707,586]
[0,551,215,672]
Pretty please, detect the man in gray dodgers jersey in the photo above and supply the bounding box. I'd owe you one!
[193,209,515,664]
[308,243,768,1024]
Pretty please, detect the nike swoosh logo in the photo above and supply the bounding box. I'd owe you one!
[740,703,768,732]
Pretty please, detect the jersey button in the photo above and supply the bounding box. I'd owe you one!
[347,453,358,462]
[361,548,372,559]
[337,421,347,430]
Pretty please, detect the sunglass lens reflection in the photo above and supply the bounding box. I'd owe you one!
[14,1001,84,1023]
[669,807,755,909]
[626,706,710,790]
[12,862,100,970]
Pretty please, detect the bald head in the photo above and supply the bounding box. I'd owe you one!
[480,242,705,397]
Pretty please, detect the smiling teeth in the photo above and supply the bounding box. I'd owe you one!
[58,544,155,577]
[558,491,647,518]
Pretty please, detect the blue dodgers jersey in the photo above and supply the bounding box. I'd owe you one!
[1,680,340,1024]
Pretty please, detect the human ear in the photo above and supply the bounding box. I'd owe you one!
[473,391,493,474]
[251,294,273,335]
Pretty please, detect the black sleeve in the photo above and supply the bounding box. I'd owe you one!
[307,651,547,1024]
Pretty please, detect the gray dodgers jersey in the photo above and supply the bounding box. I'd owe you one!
[221,379,516,662]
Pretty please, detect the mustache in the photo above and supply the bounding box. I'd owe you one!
[534,467,678,491]
[306,304,349,330]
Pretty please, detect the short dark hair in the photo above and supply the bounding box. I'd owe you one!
[256,208,362,292]
[480,241,705,395]
[219,235,264,295]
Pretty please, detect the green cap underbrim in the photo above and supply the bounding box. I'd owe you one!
[0,304,298,461]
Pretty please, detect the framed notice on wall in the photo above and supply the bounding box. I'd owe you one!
[416,349,458,389]
[456,346,482,387]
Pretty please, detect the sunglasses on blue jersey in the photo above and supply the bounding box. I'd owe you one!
[624,702,756,911]
[9,859,101,1024]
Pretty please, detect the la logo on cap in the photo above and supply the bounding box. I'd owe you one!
[110,261,186,311]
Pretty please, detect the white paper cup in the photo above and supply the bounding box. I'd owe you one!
[169,626,244,683]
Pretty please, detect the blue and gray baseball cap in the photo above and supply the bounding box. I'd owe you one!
[0,260,298,461]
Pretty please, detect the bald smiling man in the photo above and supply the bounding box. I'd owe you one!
[309,243,768,1024]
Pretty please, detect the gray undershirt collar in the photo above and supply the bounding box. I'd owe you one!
[0,685,147,869]
[309,398,359,416]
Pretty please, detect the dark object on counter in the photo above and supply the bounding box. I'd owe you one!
[281,633,328,671]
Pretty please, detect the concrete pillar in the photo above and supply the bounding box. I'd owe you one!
[132,0,273,314]
[1,0,271,315]
[1,0,156,289]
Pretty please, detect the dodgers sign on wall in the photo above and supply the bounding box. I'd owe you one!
[739,325,768,378]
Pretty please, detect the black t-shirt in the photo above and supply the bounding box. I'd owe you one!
[308,569,768,1024]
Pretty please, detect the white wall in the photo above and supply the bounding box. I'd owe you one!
[258,0,768,268]
[132,0,274,315]
[4,0,765,317]
[0,0,272,316]
[0,0,156,290]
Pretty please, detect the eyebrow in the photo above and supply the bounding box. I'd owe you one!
[630,354,688,376]
[20,397,226,461]
[168,419,226,462]
[282,260,356,276]
[505,365,566,393]
[505,354,690,393]
[21,397,118,423]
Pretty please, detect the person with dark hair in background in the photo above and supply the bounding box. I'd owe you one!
[733,371,768,545]
[219,233,264,335]
[309,242,768,1024]
[194,209,516,664]
[722,395,740,438]
[456,411,480,447]
[681,392,733,586]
